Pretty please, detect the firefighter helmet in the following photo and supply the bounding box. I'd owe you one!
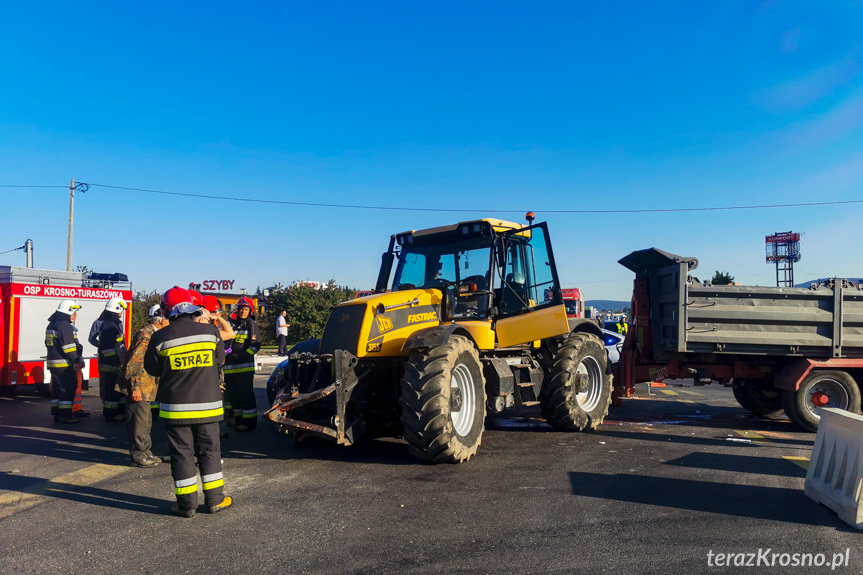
[56,299,82,316]
[237,297,254,310]
[203,295,222,313]
[160,286,192,315]
[105,296,128,314]
[188,289,204,307]
[148,304,163,319]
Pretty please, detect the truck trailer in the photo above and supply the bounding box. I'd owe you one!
[613,248,863,432]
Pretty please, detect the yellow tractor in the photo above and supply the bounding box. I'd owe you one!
[266,213,612,462]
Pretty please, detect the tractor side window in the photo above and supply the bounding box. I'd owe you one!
[397,252,426,290]
[499,242,529,315]
[526,226,555,305]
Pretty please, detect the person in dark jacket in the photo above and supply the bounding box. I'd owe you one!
[144,301,231,517]
[45,300,83,424]
[95,297,129,421]
[224,297,262,432]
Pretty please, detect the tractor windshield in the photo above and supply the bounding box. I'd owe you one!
[394,237,493,293]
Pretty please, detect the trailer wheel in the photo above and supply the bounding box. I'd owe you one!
[731,381,783,418]
[540,333,612,431]
[781,370,861,432]
[400,335,486,463]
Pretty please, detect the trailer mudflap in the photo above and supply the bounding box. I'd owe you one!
[265,350,362,445]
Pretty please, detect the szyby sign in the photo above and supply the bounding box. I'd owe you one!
[200,280,236,291]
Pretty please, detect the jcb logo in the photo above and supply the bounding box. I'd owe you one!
[366,342,382,353]
[375,316,393,333]
[407,312,437,324]
[171,352,214,370]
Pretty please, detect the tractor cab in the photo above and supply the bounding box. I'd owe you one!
[380,216,569,347]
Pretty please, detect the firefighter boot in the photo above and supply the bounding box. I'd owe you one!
[208,496,233,514]
[171,502,196,518]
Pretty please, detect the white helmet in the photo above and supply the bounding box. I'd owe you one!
[148,304,162,319]
[105,297,128,314]
[57,299,81,315]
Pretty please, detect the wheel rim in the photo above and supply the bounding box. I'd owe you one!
[574,356,603,412]
[804,378,850,419]
[450,363,477,436]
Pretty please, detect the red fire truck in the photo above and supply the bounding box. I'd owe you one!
[0,266,132,396]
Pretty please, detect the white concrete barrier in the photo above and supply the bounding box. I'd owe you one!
[804,407,863,530]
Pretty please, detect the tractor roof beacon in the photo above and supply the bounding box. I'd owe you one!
[266,214,613,463]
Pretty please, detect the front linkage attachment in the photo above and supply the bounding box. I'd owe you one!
[265,349,364,445]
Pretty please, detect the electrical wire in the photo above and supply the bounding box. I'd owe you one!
[2,181,862,214]
[0,245,25,255]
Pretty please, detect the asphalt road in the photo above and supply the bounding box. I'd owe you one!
[0,376,858,575]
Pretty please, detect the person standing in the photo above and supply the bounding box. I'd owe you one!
[120,304,167,467]
[276,311,290,356]
[144,300,231,518]
[224,297,262,432]
[95,297,129,421]
[616,314,629,335]
[45,300,83,424]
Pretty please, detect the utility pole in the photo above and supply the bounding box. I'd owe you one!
[66,179,89,272]
[67,178,75,271]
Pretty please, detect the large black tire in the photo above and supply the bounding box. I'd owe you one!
[540,333,612,431]
[781,370,862,432]
[732,381,784,418]
[400,335,486,463]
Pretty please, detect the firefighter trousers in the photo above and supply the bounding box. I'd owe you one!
[166,422,225,512]
[99,369,126,419]
[224,371,257,429]
[49,368,77,421]
[126,398,153,462]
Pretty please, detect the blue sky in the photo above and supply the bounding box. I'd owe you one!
[1,1,861,301]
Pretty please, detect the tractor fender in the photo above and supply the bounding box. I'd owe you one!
[402,324,475,351]
[567,318,604,340]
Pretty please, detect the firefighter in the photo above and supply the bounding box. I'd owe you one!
[617,314,629,335]
[45,300,83,424]
[119,304,167,467]
[224,297,262,432]
[95,297,129,421]
[144,300,231,517]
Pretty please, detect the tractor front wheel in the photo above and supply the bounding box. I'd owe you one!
[400,335,486,463]
[540,333,612,431]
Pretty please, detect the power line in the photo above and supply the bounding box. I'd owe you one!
[2,181,863,214]
[80,183,863,214]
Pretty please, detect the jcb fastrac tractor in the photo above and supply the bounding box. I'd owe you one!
[266,213,613,463]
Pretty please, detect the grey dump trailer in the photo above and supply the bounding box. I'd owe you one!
[612,247,863,431]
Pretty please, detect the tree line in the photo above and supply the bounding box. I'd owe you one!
[129,282,357,347]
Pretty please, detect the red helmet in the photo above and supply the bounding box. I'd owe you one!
[202,295,222,313]
[161,286,192,315]
[237,297,255,310]
[188,289,204,307]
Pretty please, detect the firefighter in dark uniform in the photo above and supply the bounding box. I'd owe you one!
[96,297,129,421]
[144,298,232,517]
[224,297,262,432]
[46,300,83,424]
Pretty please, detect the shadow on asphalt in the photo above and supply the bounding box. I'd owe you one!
[663,452,807,478]
[1,472,168,515]
[567,472,853,530]
[0,424,132,465]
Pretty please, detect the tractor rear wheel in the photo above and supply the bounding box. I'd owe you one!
[732,381,784,418]
[781,370,861,432]
[540,333,612,431]
[400,335,486,463]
